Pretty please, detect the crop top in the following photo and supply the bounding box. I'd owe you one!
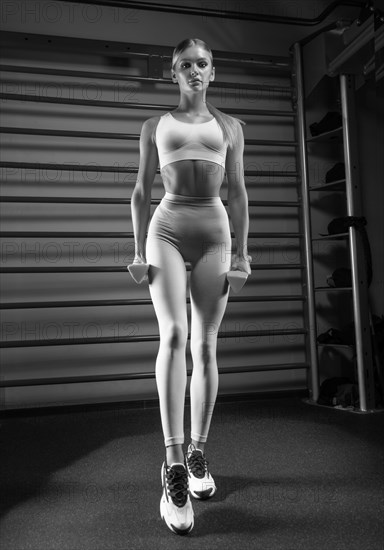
[155,112,227,170]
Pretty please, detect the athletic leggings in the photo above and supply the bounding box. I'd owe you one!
[146,192,231,447]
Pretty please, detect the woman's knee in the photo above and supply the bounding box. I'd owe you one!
[160,322,188,350]
[190,339,216,366]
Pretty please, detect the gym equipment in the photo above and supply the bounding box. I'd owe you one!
[127,262,149,284]
[227,270,248,293]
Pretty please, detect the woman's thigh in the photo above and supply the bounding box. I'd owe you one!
[146,235,188,335]
[189,205,231,343]
[189,252,230,344]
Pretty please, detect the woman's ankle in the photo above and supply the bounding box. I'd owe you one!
[191,439,205,454]
[166,444,184,466]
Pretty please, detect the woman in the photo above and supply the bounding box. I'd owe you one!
[131,38,251,535]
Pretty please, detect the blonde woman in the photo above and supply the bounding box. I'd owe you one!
[131,38,250,535]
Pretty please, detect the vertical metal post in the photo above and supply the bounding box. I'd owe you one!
[292,42,319,402]
[339,74,376,411]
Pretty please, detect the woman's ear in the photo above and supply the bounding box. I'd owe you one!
[209,67,215,82]
[172,72,178,83]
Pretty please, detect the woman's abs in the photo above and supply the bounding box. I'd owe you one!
[160,160,225,197]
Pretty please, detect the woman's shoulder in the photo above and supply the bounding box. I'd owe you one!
[142,113,172,132]
[226,113,246,127]
[140,115,164,145]
[211,106,245,127]
[142,114,162,130]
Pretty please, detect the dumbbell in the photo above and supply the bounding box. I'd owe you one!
[226,270,248,293]
[127,263,149,284]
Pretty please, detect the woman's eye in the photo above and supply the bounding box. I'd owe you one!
[181,62,207,69]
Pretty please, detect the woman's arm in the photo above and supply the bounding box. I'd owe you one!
[131,117,159,262]
[225,120,251,273]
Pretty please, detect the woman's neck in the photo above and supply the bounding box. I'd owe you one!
[175,94,210,115]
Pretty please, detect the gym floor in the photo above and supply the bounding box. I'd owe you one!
[1,393,383,550]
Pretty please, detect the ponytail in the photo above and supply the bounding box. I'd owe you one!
[206,101,246,149]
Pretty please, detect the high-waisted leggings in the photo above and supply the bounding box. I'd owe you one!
[146,192,231,447]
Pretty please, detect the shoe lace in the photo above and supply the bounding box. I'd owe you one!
[187,451,208,478]
[166,465,189,507]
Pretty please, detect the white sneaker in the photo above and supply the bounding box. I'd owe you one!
[160,462,194,535]
[185,444,217,500]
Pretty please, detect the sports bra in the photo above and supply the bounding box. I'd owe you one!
[155,112,227,170]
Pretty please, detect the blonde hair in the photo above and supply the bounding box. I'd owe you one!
[154,38,245,149]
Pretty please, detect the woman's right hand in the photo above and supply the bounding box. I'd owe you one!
[133,252,147,264]
[129,252,148,282]
[230,254,252,275]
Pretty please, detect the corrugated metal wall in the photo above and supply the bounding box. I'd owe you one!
[0,26,310,409]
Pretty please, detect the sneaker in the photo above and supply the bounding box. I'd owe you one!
[185,444,217,500]
[160,462,194,535]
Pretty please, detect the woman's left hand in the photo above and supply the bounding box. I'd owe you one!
[230,254,252,275]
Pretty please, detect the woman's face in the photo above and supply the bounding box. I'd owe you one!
[172,44,215,93]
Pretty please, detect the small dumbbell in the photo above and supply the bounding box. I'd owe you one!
[127,263,149,284]
[227,270,248,293]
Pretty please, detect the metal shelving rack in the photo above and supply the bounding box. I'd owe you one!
[291,15,381,412]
